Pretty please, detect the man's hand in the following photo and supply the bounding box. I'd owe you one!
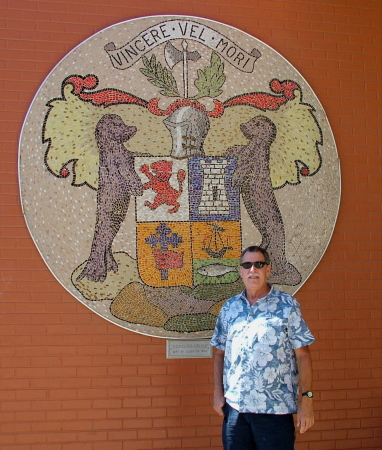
[296,397,314,433]
[213,392,225,416]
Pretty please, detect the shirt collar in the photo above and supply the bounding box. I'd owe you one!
[239,284,275,306]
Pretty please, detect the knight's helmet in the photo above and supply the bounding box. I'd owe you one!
[164,106,210,159]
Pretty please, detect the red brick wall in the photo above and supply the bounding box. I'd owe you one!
[1,1,381,449]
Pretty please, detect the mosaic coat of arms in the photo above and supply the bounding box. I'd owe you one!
[19,16,340,338]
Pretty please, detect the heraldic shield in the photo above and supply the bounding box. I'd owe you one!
[135,156,242,289]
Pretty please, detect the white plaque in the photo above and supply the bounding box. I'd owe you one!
[166,339,212,359]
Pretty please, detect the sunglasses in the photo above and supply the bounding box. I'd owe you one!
[240,261,269,269]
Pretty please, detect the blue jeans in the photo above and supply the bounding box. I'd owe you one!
[222,403,295,450]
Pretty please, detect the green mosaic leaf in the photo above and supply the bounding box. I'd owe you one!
[140,55,180,97]
[192,52,226,100]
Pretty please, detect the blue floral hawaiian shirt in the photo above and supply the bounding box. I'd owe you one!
[210,285,315,414]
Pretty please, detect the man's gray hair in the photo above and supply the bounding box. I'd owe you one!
[240,246,271,265]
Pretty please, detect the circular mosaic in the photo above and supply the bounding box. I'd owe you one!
[19,15,340,339]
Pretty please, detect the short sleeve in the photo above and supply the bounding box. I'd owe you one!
[210,307,227,351]
[288,297,315,349]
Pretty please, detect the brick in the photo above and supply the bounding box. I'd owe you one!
[307,441,336,450]
[152,439,183,449]
[62,444,93,450]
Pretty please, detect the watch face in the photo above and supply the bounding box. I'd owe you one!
[304,391,313,398]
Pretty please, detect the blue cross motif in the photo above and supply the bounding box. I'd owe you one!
[145,223,183,280]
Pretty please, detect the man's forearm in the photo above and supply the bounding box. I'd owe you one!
[214,349,224,392]
[295,345,313,394]
[294,345,314,433]
[213,348,225,415]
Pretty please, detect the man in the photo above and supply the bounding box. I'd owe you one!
[211,246,314,450]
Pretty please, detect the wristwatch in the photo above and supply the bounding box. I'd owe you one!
[302,391,313,398]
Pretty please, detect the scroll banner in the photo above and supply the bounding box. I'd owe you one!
[104,19,261,72]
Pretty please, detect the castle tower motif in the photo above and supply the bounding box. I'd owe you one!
[198,159,230,216]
